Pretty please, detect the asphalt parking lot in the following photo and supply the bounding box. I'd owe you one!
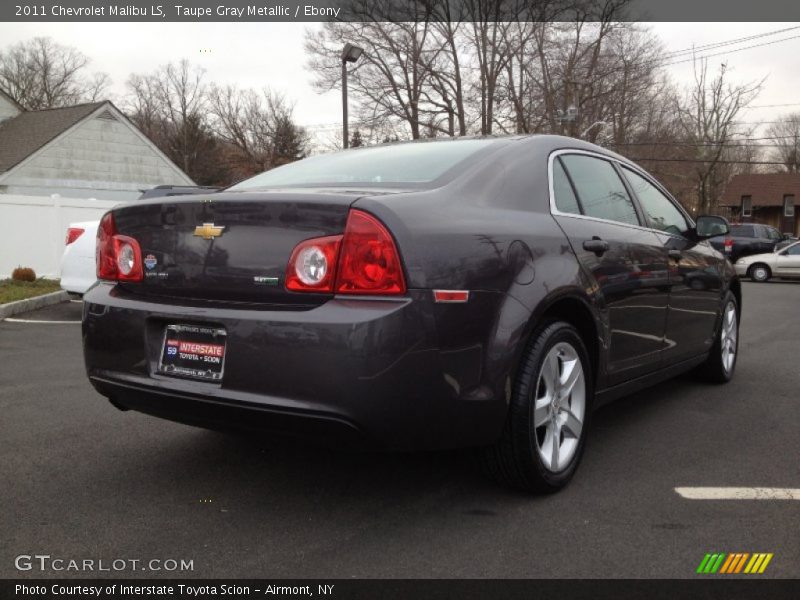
[1,283,798,579]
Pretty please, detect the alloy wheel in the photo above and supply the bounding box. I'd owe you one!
[720,302,738,374]
[533,342,586,472]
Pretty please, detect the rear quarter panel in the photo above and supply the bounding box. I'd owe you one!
[354,138,601,407]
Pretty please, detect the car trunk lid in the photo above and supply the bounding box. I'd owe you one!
[112,191,368,305]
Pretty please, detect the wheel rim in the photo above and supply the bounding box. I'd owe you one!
[753,267,767,281]
[720,302,738,374]
[533,342,586,472]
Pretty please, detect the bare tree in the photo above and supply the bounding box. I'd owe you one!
[0,37,110,110]
[125,60,222,184]
[208,85,309,179]
[676,59,763,214]
[766,113,800,173]
[306,16,443,141]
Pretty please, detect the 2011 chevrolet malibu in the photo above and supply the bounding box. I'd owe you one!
[82,135,740,492]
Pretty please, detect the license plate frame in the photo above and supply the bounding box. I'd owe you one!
[157,324,227,382]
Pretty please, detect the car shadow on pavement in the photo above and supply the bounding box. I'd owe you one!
[91,375,710,509]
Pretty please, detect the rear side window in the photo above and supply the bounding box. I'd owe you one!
[552,158,581,215]
[730,225,755,237]
[560,154,640,226]
[622,167,688,236]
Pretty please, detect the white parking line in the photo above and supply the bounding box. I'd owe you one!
[675,487,800,500]
[3,318,80,324]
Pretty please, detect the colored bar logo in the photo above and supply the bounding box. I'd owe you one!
[697,553,773,574]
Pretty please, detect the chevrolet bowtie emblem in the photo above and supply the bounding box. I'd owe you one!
[193,223,225,240]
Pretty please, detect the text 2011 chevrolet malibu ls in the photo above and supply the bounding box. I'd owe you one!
[82,135,740,492]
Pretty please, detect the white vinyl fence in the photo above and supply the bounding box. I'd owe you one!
[0,194,118,279]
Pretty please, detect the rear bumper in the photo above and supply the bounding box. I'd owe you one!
[60,250,96,295]
[82,284,510,450]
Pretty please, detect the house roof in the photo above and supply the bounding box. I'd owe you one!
[0,101,105,174]
[720,172,800,207]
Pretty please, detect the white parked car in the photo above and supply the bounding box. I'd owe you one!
[60,220,100,295]
[734,240,800,282]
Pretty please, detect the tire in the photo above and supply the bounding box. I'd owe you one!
[695,291,739,383]
[483,320,593,493]
[748,263,771,283]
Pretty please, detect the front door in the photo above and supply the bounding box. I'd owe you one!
[774,242,800,277]
[552,153,670,386]
[619,166,722,364]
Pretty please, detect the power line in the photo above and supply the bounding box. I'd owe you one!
[659,26,800,60]
[660,33,800,68]
[747,103,800,109]
[611,141,795,148]
[628,157,789,165]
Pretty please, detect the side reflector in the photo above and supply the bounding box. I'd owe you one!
[434,290,469,303]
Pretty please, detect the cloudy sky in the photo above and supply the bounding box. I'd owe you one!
[1,21,799,141]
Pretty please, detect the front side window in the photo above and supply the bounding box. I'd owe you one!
[622,167,689,236]
[741,196,752,217]
[784,243,800,256]
[785,195,795,217]
[767,227,782,241]
[559,154,640,226]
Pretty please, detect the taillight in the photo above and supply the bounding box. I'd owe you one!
[284,209,406,296]
[96,213,117,280]
[65,227,84,245]
[336,210,405,295]
[96,212,143,282]
[724,238,734,252]
[285,235,342,292]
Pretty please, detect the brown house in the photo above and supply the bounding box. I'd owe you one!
[720,173,799,236]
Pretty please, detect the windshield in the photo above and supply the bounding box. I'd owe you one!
[229,139,499,190]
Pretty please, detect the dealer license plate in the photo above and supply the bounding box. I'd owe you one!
[158,324,227,381]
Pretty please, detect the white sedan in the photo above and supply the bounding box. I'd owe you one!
[734,240,800,282]
[60,220,99,295]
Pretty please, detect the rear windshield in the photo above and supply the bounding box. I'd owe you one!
[228,139,498,190]
[730,225,755,237]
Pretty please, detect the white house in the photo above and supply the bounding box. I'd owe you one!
[0,94,194,201]
[0,89,195,278]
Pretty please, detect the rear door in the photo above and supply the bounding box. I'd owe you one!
[619,166,722,365]
[551,152,670,386]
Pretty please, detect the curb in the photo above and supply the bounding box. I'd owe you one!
[0,290,70,320]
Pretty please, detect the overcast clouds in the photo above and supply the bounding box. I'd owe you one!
[1,21,799,138]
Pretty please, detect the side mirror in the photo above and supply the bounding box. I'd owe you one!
[695,215,730,239]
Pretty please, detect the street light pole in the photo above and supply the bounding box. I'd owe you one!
[342,59,349,149]
[341,43,364,150]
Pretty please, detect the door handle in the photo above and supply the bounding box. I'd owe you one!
[668,249,682,261]
[583,238,609,256]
